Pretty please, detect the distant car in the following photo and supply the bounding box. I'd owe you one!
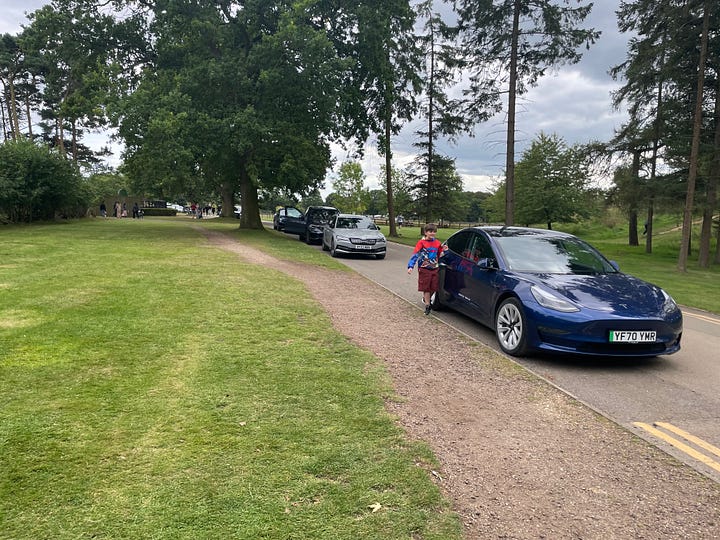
[433,226,683,358]
[282,205,339,244]
[234,205,242,218]
[322,214,387,259]
[167,203,184,212]
[273,206,303,231]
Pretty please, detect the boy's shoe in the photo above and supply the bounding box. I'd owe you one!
[424,304,431,315]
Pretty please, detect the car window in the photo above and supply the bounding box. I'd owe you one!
[446,230,473,256]
[468,233,493,262]
[336,216,375,229]
[286,207,303,218]
[494,235,617,274]
[308,208,338,224]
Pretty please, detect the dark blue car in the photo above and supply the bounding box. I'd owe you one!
[433,227,683,358]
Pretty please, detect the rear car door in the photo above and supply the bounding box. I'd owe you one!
[281,206,305,235]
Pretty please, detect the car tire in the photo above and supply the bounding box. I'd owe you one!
[495,297,528,357]
[298,231,306,242]
[305,229,314,245]
[322,238,329,251]
[330,241,339,258]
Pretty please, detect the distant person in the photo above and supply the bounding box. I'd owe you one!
[643,220,649,235]
[99,202,107,218]
[407,223,447,315]
[132,202,139,219]
[396,215,405,227]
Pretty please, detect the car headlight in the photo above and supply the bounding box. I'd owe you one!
[336,235,350,241]
[661,290,679,314]
[531,285,580,313]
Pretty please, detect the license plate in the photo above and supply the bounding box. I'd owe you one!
[355,244,372,250]
[609,330,656,343]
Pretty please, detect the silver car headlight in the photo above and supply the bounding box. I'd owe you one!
[336,235,350,242]
[531,285,580,313]
[661,290,678,314]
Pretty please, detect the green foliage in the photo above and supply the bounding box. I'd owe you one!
[514,133,592,229]
[330,161,369,213]
[0,139,87,222]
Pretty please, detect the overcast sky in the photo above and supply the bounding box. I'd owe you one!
[2,0,629,194]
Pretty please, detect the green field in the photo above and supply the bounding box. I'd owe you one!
[0,218,461,540]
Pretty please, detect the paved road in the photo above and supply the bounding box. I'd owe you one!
[331,240,720,483]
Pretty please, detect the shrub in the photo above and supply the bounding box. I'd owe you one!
[0,139,87,223]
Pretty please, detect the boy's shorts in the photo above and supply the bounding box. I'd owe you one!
[417,267,439,292]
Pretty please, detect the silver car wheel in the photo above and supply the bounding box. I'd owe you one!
[496,298,527,356]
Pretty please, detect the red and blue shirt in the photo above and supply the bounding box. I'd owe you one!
[408,238,443,270]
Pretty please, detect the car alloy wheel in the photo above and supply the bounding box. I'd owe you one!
[330,240,339,257]
[495,298,528,356]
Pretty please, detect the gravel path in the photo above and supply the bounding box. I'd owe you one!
[204,229,720,539]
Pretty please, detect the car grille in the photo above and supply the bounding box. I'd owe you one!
[350,238,377,245]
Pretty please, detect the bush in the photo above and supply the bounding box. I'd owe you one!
[0,139,87,223]
[141,207,177,216]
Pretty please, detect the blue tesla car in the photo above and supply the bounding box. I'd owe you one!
[433,227,683,357]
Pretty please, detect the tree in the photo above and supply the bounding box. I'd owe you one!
[413,1,473,222]
[114,0,348,228]
[513,133,590,229]
[22,1,116,164]
[0,34,24,140]
[613,0,719,267]
[407,153,463,222]
[454,0,598,225]
[331,161,369,214]
[346,0,423,237]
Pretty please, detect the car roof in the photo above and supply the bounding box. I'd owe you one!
[337,213,366,218]
[466,226,574,239]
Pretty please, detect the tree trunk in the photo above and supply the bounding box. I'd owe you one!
[220,182,234,218]
[504,0,520,226]
[385,114,397,237]
[629,150,640,246]
[678,1,709,272]
[237,165,263,229]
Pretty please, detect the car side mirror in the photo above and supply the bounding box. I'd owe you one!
[476,257,496,269]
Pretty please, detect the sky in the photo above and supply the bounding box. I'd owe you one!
[1,0,630,195]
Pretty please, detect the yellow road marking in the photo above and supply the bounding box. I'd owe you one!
[633,422,720,474]
[654,422,720,459]
[682,310,720,325]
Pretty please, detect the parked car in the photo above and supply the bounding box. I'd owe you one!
[273,206,303,231]
[234,205,242,218]
[281,205,339,244]
[322,214,387,259]
[433,226,683,358]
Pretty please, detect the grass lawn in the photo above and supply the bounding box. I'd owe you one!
[380,219,720,315]
[0,218,461,539]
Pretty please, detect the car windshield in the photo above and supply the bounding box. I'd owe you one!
[309,209,337,224]
[336,216,376,229]
[493,234,617,274]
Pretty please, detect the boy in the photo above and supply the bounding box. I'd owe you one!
[407,223,446,315]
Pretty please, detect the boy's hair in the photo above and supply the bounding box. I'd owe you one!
[422,223,438,234]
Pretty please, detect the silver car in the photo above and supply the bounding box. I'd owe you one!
[322,214,387,259]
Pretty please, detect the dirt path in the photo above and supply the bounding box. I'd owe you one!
[203,229,720,539]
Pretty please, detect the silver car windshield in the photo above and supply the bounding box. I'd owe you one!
[336,217,376,229]
[493,235,618,274]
